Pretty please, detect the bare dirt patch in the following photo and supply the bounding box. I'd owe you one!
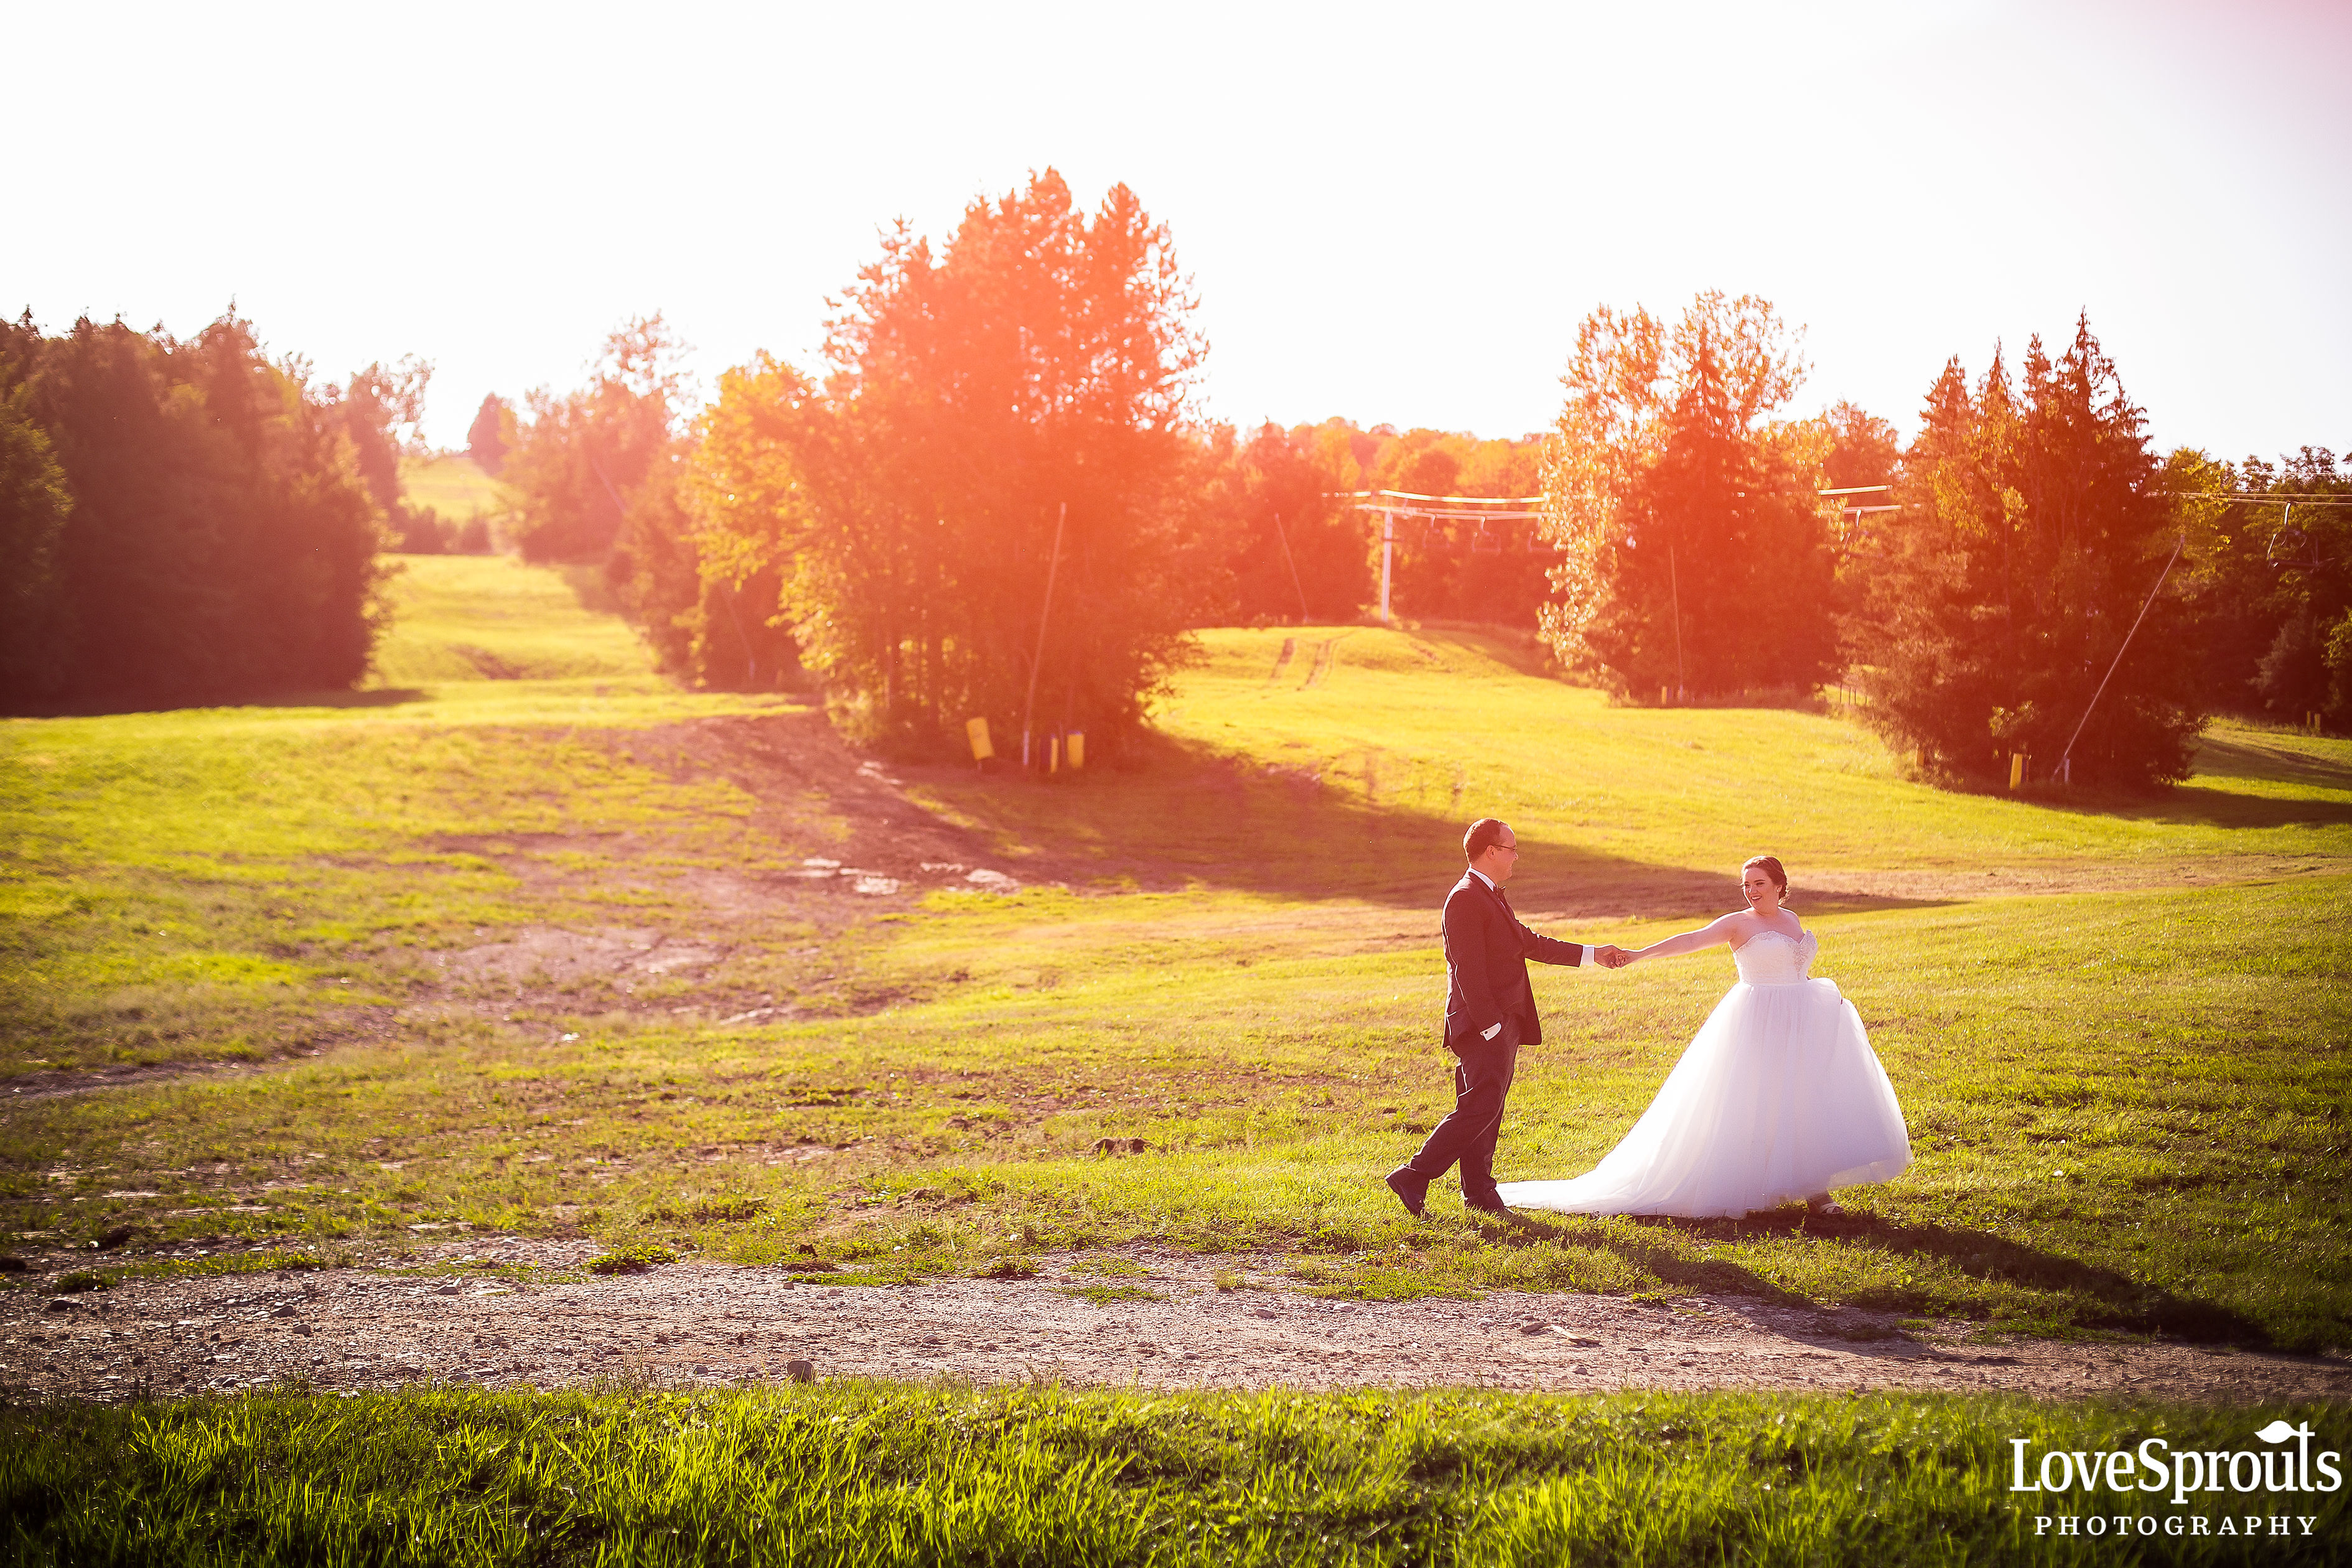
[436,926,727,988]
[11,1243,2347,1406]
[4,1054,342,1104]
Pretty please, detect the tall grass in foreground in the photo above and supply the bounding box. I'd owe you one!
[3,1384,2340,1566]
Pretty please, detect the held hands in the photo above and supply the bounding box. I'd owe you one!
[1596,944,1635,969]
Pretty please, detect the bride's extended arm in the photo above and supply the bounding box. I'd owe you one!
[1625,912,1743,963]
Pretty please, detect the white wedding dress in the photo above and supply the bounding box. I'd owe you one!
[1496,930,1910,1218]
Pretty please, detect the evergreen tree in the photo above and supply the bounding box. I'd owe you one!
[1854,317,2202,787]
[0,381,73,698]
[466,393,511,475]
[0,312,388,711]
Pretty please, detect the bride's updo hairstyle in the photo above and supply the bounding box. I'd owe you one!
[1742,855,1789,903]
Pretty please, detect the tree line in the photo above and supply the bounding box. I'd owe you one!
[1539,292,2345,788]
[1,312,412,711]
[476,189,2350,786]
[489,172,1563,762]
[9,173,2340,789]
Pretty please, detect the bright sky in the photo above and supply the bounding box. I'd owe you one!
[12,1,2348,462]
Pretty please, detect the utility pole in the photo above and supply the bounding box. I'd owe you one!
[1022,502,1066,772]
[1379,510,1394,625]
[1271,511,1311,624]
[1668,544,1686,702]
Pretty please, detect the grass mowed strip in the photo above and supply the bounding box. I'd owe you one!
[368,552,653,687]
[4,1385,2339,1565]
[396,454,511,532]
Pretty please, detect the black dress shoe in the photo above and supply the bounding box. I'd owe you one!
[1384,1167,1429,1218]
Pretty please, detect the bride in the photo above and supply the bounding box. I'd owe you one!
[1498,856,1909,1219]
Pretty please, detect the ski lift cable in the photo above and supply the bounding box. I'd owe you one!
[1344,488,1546,505]
[2053,531,2188,783]
[2160,490,2352,504]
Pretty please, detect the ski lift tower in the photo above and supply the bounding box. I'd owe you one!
[1339,490,1548,623]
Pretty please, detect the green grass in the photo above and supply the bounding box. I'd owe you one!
[917,626,2352,903]
[0,556,805,1072]
[368,551,669,686]
[4,562,2348,1350]
[397,453,511,531]
[2,1385,2339,1565]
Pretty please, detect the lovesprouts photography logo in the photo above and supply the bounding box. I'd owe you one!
[2011,1419,2340,1539]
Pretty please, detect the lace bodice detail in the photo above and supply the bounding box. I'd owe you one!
[1732,928,1817,985]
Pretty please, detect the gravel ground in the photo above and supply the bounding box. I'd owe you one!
[6,1240,2348,1404]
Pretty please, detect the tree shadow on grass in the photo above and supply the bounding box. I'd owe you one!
[7,685,431,719]
[903,732,1956,918]
[1493,1205,2266,1345]
[2004,734,2352,833]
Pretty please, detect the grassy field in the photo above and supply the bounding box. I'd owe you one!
[396,453,511,538]
[5,1384,2340,1565]
[3,558,2348,1352]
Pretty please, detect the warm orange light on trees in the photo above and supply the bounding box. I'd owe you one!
[686,169,1208,757]
[1539,292,1837,699]
[1854,317,2205,787]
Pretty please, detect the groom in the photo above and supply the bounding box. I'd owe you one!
[1385,818,1626,1218]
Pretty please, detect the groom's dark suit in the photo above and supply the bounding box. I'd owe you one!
[1402,871,1590,1205]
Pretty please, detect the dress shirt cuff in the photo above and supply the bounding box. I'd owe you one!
[1582,944,1596,966]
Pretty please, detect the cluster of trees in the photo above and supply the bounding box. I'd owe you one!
[498,174,1399,755]
[334,357,492,555]
[1541,292,1870,703]
[480,184,2329,788]
[497,176,1583,757]
[1534,292,2336,788]
[1848,324,2203,786]
[2173,447,2352,729]
[1,312,393,711]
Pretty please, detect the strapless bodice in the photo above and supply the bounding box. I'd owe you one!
[1732,928,1816,985]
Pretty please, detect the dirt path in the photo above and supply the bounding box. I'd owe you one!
[11,1242,2347,1406]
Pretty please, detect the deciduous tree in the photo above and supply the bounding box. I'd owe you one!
[689,170,1208,756]
[505,317,689,563]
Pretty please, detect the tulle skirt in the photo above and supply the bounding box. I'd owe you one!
[1497,978,1910,1218]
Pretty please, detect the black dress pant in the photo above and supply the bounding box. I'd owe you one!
[1405,1027,1519,1201]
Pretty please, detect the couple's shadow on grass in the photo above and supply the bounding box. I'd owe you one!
[1483,1206,2265,1346]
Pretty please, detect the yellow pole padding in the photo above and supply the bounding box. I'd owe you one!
[1066,731,1085,770]
[2009,752,2025,790]
[966,717,994,762]
[1048,734,1060,773]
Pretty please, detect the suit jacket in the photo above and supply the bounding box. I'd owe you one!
[1442,871,1587,1049]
